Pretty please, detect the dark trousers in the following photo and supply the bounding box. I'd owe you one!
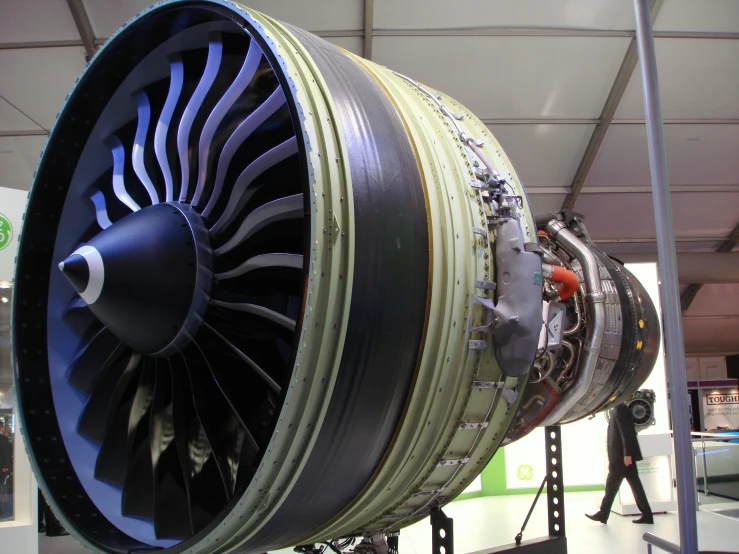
[599,462,653,519]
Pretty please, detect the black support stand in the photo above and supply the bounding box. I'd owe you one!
[429,426,568,554]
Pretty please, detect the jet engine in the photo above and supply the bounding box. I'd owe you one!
[11,1,660,553]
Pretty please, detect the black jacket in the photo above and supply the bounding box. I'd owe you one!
[607,404,643,464]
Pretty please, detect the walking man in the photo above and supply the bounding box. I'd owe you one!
[587,403,654,524]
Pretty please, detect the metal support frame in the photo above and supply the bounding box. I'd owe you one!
[633,1,699,553]
[544,426,566,538]
[66,0,97,62]
[363,0,374,60]
[561,0,664,211]
[681,220,739,312]
[430,426,567,554]
[430,507,454,554]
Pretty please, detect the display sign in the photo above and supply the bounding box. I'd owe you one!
[703,389,739,430]
[0,187,28,282]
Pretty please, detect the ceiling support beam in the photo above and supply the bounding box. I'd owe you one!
[363,0,374,59]
[0,130,49,137]
[561,0,663,211]
[66,0,97,62]
[681,220,739,312]
[370,28,739,39]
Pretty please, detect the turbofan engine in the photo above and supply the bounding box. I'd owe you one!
[11,2,660,554]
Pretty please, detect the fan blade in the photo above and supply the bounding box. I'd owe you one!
[95,359,153,488]
[210,300,296,332]
[150,363,193,539]
[184,344,246,497]
[210,136,298,234]
[215,194,303,256]
[104,135,141,212]
[87,188,112,229]
[132,91,159,206]
[177,32,223,202]
[171,362,224,533]
[201,88,287,219]
[78,351,139,445]
[191,39,263,207]
[216,253,303,281]
[68,327,126,396]
[202,322,281,395]
[155,54,184,202]
[121,360,157,519]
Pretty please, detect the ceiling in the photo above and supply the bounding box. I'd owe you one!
[0,0,737,356]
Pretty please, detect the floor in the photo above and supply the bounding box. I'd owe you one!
[39,492,739,554]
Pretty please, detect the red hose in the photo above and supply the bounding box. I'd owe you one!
[548,265,579,300]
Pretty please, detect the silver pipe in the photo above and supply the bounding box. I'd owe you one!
[633,0,699,552]
[563,293,582,337]
[539,221,606,426]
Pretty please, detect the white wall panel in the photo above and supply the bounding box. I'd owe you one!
[0,0,79,43]
[686,284,739,317]
[488,124,593,187]
[615,40,739,120]
[375,0,634,30]
[0,99,40,133]
[655,0,739,33]
[0,48,87,131]
[325,37,364,56]
[683,318,739,354]
[587,124,739,187]
[575,192,739,241]
[0,136,47,192]
[83,0,363,38]
[373,36,630,119]
[527,193,567,215]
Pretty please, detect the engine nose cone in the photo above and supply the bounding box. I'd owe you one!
[58,250,95,300]
[59,202,212,355]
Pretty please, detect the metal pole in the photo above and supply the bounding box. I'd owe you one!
[632,1,699,553]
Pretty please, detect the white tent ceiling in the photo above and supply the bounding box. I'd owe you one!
[0,0,737,356]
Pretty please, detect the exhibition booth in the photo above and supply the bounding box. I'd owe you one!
[0,186,38,552]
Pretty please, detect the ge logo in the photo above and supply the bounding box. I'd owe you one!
[0,213,12,251]
[517,464,534,481]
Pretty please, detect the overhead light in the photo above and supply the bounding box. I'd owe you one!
[0,281,11,289]
[0,297,7,303]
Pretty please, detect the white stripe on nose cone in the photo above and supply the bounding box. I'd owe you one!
[60,245,105,305]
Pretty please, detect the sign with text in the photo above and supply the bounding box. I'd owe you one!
[703,389,739,430]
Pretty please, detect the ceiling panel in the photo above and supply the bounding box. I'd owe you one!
[83,0,363,38]
[0,98,41,132]
[587,124,739,187]
[0,0,79,43]
[488,124,593,187]
[615,40,739,120]
[686,284,739,317]
[325,37,363,56]
[373,36,630,120]
[527,193,568,215]
[0,135,47,191]
[683,317,739,355]
[655,0,739,33]
[575,192,739,241]
[374,0,634,30]
[0,47,87,130]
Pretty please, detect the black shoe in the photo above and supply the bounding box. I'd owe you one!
[633,516,654,524]
[45,528,69,537]
[586,512,608,524]
[38,525,46,534]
